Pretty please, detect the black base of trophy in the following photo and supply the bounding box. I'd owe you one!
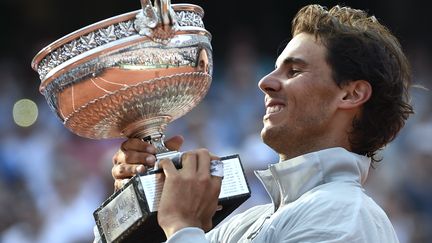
[94,155,250,243]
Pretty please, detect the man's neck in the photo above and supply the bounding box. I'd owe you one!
[279,144,351,162]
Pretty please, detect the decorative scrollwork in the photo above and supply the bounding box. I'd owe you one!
[36,10,205,81]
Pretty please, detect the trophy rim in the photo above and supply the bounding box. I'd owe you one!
[31,3,206,75]
[37,32,211,94]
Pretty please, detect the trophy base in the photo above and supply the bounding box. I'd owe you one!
[94,155,250,243]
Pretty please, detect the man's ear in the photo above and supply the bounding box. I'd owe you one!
[338,80,372,109]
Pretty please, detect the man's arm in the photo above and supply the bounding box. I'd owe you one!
[166,227,208,242]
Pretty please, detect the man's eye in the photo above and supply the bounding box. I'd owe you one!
[288,68,301,77]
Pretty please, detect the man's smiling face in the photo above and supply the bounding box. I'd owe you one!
[259,33,344,159]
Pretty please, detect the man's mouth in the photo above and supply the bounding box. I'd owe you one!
[266,105,284,114]
[265,97,285,116]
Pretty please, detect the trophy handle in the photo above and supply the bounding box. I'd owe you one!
[144,133,171,154]
[139,0,158,28]
[155,0,177,28]
[137,0,177,39]
[121,117,172,153]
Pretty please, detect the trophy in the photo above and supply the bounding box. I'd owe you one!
[31,0,250,242]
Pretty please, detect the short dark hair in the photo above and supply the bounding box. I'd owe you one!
[292,5,414,164]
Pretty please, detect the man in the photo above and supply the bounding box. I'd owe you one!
[110,4,413,242]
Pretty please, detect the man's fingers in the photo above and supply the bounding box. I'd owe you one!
[181,152,198,176]
[114,179,130,191]
[165,135,184,151]
[196,149,211,176]
[210,175,222,194]
[113,148,156,166]
[159,159,178,177]
[210,153,220,161]
[112,150,121,165]
[123,150,156,166]
[114,180,123,191]
[112,164,148,179]
[121,136,183,153]
[121,138,156,153]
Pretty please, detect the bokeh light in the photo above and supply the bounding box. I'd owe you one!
[12,99,39,127]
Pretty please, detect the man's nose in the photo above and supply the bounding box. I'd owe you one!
[258,72,282,93]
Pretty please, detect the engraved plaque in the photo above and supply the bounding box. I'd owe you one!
[97,185,143,242]
[94,155,251,242]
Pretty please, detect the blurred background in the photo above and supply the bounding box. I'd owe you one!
[0,0,431,242]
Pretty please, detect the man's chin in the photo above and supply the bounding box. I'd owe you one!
[260,126,268,139]
[261,125,289,153]
[261,127,276,147]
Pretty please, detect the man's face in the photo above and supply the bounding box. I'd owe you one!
[259,33,342,159]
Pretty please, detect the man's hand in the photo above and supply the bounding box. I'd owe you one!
[157,149,222,238]
[111,135,184,191]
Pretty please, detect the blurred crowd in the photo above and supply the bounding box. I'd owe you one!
[1,3,432,242]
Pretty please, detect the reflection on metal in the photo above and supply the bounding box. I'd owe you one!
[31,2,212,141]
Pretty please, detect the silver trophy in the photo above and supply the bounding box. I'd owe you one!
[31,0,212,152]
[32,0,250,242]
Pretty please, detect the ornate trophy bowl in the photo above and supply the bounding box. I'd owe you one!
[31,0,212,147]
[31,1,250,242]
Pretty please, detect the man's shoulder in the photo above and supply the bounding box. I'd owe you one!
[224,203,274,224]
[262,181,398,242]
[300,180,369,206]
[294,181,397,241]
[278,180,390,228]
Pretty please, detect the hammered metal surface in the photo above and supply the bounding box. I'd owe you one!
[65,72,211,139]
